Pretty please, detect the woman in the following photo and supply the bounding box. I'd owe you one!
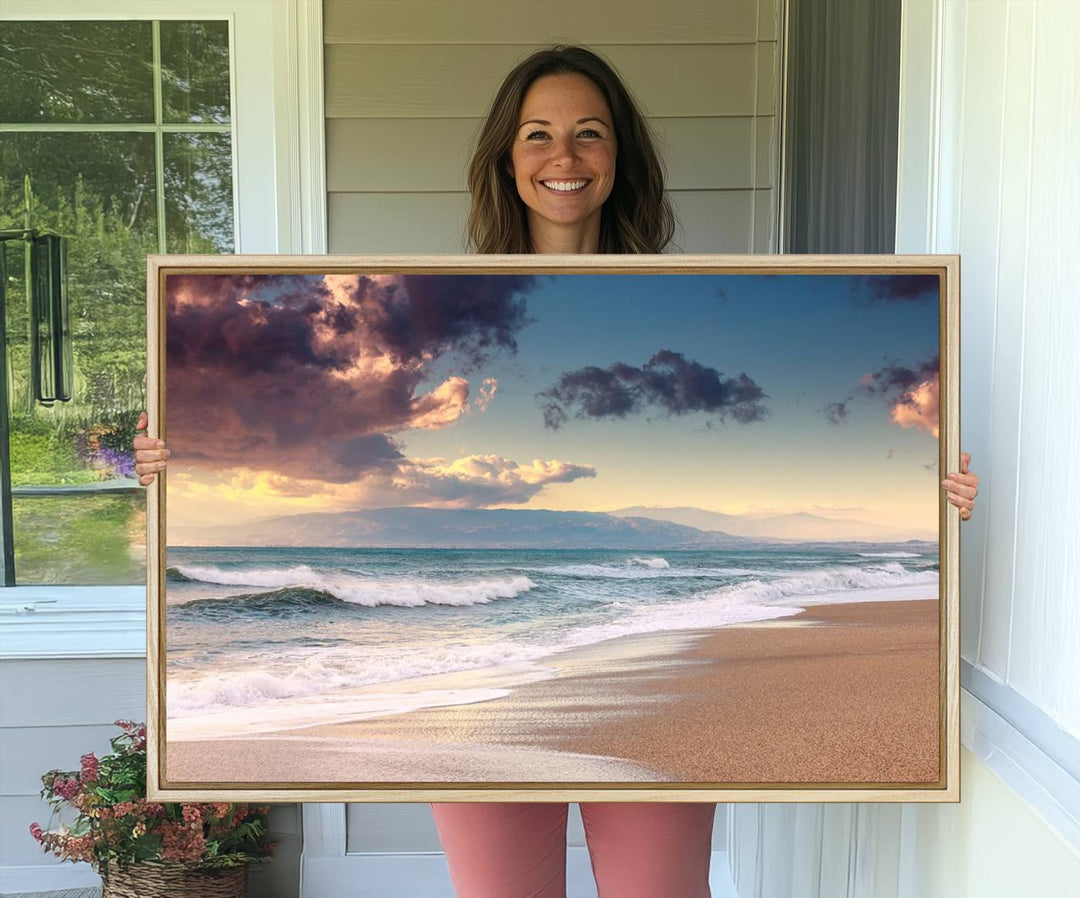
[135,45,979,898]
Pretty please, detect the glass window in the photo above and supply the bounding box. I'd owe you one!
[0,21,155,124]
[0,19,234,585]
[160,21,231,125]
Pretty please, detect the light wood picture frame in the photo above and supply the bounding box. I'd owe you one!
[146,253,960,803]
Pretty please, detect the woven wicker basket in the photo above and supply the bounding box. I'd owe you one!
[100,861,247,898]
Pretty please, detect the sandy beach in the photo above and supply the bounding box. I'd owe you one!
[166,597,940,786]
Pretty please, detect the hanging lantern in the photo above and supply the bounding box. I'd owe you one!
[29,233,73,405]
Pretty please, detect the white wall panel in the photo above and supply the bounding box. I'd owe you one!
[326,44,759,119]
[324,0,761,46]
[0,724,124,796]
[903,0,1079,739]
[328,191,469,253]
[0,660,144,728]
[326,116,768,193]
[980,0,1035,693]
[670,189,760,252]
[1005,1,1080,732]
[953,0,1010,675]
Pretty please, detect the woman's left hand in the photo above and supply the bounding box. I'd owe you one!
[942,452,979,521]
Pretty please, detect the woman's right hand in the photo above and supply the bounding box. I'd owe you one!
[133,411,170,486]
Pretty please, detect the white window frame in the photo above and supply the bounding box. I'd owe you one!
[0,0,326,659]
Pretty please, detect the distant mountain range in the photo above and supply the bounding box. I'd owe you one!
[170,505,934,548]
[610,506,935,543]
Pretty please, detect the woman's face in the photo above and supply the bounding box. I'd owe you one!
[509,73,617,241]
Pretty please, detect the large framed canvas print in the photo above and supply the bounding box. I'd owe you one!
[146,254,959,803]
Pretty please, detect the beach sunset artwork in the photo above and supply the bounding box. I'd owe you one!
[154,261,952,795]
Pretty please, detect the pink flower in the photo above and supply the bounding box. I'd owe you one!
[29,822,43,842]
[160,821,206,863]
[80,753,99,782]
[181,805,202,824]
[112,801,136,817]
[52,777,80,801]
[136,798,165,818]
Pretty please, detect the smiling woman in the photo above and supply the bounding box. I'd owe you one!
[509,73,617,252]
[135,42,978,898]
[465,45,675,255]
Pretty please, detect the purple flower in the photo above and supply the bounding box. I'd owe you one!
[94,447,136,480]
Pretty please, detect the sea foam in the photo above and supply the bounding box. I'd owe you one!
[172,564,536,608]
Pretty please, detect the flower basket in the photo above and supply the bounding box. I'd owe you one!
[30,721,274,891]
[101,860,247,898]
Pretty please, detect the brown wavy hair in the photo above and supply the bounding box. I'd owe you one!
[466,45,676,254]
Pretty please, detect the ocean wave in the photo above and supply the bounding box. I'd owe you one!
[629,556,671,569]
[857,552,921,558]
[171,563,323,588]
[528,562,765,580]
[170,587,350,618]
[165,559,940,718]
[558,562,939,649]
[170,574,537,613]
[694,562,937,605]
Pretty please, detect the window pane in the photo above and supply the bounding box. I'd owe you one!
[12,493,146,585]
[160,20,232,124]
[0,21,154,124]
[1,132,156,443]
[164,133,235,252]
[1,19,235,586]
[2,131,154,584]
[0,132,158,237]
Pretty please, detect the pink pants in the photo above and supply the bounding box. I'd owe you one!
[431,802,715,898]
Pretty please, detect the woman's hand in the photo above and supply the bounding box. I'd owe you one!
[133,411,170,486]
[942,452,979,521]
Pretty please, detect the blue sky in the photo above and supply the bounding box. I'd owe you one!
[167,271,942,535]
[405,273,941,529]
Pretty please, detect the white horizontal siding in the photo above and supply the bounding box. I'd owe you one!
[0,659,145,869]
[324,0,781,256]
[0,660,146,729]
[324,0,761,45]
[327,189,763,254]
[326,44,765,119]
[0,724,128,796]
[326,117,772,192]
[328,191,468,253]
